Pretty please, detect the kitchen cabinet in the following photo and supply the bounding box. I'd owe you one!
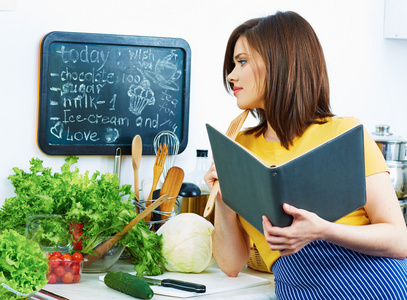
[384,0,407,38]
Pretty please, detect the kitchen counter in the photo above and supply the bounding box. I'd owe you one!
[35,260,277,300]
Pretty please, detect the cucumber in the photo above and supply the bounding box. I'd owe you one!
[104,272,154,299]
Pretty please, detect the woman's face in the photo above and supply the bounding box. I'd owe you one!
[227,36,266,110]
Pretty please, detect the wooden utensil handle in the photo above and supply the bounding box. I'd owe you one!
[160,197,177,220]
[91,194,168,258]
[203,180,219,217]
[145,177,161,222]
[147,177,160,201]
[159,167,185,221]
[121,194,168,234]
[93,235,123,257]
[134,173,140,200]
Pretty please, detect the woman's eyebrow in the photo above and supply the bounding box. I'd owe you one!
[234,53,246,60]
[233,53,249,62]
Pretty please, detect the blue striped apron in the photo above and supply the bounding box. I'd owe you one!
[272,240,407,299]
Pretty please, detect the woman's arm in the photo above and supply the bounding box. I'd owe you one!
[205,164,250,277]
[263,172,407,259]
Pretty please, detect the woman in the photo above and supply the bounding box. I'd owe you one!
[205,11,407,299]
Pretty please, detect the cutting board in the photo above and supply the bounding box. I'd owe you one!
[100,265,270,298]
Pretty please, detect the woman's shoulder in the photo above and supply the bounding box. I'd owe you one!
[308,116,362,137]
[290,116,362,150]
[330,116,362,132]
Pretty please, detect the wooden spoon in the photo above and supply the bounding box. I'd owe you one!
[132,135,142,201]
[83,194,169,267]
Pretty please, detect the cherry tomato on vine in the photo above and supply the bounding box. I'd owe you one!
[72,231,83,251]
[69,223,84,233]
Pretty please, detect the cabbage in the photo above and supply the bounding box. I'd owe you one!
[156,213,215,273]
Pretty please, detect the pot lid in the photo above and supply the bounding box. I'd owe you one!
[372,125,407,143]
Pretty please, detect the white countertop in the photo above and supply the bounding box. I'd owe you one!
[34,260,277,300]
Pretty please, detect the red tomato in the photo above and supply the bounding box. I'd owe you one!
[60,254,72,267]
[49,256,60,268]
[72,231,83,251]
[72,252,83,262]
[47,272,57,284]
[62,272,74,284]
[70,263,81,275]
[72,274,81,283]
[69,223,84,233]
[72,241,82,251]
[54,265,65,277]
[51,251,62,258]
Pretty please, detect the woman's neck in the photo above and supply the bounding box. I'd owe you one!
[263,125,280,143]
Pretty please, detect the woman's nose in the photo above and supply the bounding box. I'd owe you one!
[227,68,237,83]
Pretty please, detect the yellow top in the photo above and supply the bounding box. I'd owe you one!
[235,116,388,272]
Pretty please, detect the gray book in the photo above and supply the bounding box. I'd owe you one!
[206,124,366,230]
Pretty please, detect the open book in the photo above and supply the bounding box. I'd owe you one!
[206,124,366,230]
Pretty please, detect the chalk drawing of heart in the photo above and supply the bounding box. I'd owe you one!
[50,121,63,139]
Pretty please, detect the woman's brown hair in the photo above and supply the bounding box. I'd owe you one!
[223,11,333,149]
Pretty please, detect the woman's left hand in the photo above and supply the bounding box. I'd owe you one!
[262,203,327,256]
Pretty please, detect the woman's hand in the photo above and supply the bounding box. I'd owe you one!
[204,162,217,188]
[204,162,222,199]
[205,161,250,276]
[262,203,328,256]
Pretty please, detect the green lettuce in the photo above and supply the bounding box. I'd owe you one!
[0,230,48,299]
[0,157,165,276]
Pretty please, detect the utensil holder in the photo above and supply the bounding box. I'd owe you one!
[134,195,181,231]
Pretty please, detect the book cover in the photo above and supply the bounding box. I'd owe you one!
[206,124,366,230]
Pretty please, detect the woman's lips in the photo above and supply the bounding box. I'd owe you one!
[233,86,242,96]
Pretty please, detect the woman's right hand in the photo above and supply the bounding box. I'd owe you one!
[204,161,235,220]
[204,162,222,199]
[205,162,250,277]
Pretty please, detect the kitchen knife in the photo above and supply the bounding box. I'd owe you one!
[144,277,206,293]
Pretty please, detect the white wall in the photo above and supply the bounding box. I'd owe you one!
[1,0,407,206]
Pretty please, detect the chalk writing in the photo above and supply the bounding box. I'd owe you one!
[56,45,110,71]
[109,94,117,110]
[39,32,190,155]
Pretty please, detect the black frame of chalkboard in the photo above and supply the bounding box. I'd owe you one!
[38,31,191,156]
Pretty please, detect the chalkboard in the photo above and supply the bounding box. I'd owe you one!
[38,31,191,155]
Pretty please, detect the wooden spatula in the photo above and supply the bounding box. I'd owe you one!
[203,109,250,218]
[159,166,185,221]
[83,194,169,267]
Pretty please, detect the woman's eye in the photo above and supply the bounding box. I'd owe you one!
[237,60,247,66]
